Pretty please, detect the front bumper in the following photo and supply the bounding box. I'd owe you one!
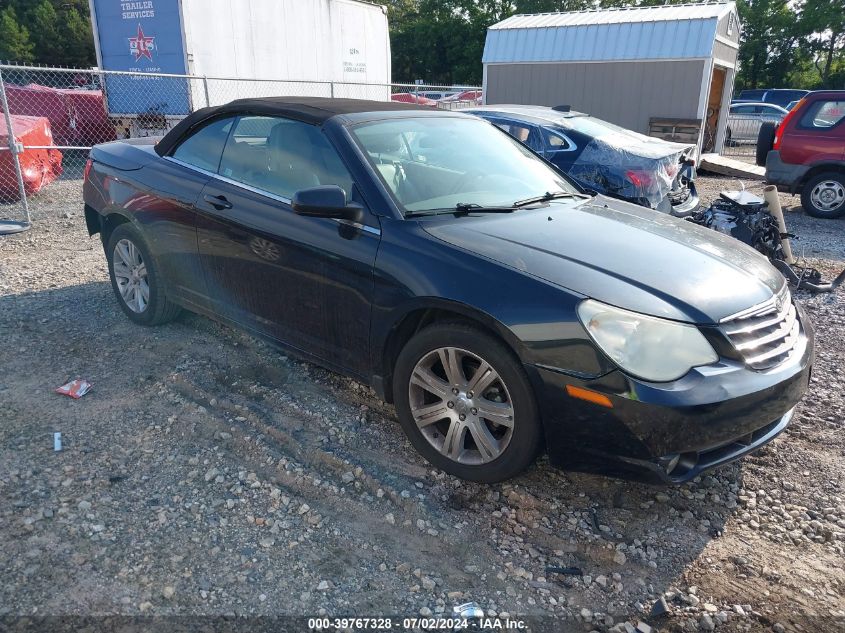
[667,180,700,218]
[765,150,809,193]
[530,304,814,484]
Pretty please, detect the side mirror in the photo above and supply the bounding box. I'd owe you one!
[291,185,362,222]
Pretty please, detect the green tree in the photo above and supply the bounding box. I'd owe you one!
[0,0,95,66]
[56,6,95,68]
[0,5,34,63]
[735,0,801,90]
[798,0,845,87]
[387,0,593,84]
[27,1,61,65]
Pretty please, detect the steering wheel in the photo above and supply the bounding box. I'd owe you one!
[449,169,488,195]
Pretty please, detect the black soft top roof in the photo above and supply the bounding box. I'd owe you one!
[155,96,427,156]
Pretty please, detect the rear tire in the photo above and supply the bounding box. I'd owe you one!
[106,223,182,326]
[801,172,845,219]
[756,122,776,167]
[393,323,543,482]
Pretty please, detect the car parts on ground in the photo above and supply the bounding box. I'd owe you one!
[688,187,845,293]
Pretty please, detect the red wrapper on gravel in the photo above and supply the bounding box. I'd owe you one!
[54,379,93,399]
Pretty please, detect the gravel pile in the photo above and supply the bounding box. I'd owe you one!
[1,175,843,631]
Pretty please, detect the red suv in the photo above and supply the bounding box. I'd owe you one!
[761,90,845,218]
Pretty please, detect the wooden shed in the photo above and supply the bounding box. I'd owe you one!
[482,2,741,153]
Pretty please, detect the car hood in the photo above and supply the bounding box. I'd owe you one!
[422,197,785,324]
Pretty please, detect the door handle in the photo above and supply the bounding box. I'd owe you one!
[203,194,232,210]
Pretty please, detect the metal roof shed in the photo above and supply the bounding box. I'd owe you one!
[482,2,740,153]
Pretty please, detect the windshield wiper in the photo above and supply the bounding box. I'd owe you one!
[406,196,577,218]
[404,204,517,218]
[512,191,591,208]
[454,202,516,215]
[403,210,447,218]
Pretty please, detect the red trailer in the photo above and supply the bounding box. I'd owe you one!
[4,84,116,146]
[56,87,117,146]
[0,115,63,200]
[4,84,69,143]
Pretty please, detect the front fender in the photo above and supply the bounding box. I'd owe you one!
[369,218,613,394]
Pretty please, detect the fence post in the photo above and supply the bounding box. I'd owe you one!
[0,67,31,233]
[330,82,334,98]
[202,75,211,108]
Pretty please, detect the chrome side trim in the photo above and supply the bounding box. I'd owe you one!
[165,156,294,204]
[335,218,381,236]
[163,156,381,236]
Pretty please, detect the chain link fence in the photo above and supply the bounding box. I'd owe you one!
[0,63,480,228]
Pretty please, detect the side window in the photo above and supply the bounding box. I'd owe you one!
[799,100,845,129]
[509,123,533,144]
[218,115,353,200]
[494,119,543,153]
[732,105,754,114]
[171,117,234,172]
[544,129,573,151]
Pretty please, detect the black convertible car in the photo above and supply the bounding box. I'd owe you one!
[83,97,812,483]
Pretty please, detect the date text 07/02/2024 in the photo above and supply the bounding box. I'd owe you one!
[307,616,528,630]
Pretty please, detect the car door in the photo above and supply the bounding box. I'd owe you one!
[194,115,380,376]
[146,116,236,311]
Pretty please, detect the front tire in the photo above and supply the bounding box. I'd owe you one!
[393,323,543,483]
[801,172,845,219]
[106,223,181,326]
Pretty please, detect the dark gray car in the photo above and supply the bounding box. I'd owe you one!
[466,105,700,216]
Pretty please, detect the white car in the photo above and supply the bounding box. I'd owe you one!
[727,102,788,143]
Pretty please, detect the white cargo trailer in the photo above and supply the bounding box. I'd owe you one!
[88,0,391,134]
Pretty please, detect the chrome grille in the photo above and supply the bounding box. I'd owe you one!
[720,287,800,370]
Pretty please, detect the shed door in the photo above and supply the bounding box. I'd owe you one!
[704,67,726,152]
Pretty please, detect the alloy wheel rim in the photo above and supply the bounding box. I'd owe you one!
[811,180,845,212]
[408,346,514,465]
[112,238,149,313]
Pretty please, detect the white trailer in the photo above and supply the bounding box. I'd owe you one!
[89,0,391,134]
[182,0,392,103]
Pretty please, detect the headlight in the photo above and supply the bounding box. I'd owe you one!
[577,299,718,382]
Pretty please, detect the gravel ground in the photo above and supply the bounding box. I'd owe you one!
[1,176,844,632]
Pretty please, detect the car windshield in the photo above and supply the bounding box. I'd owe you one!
[349,116,577,215]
